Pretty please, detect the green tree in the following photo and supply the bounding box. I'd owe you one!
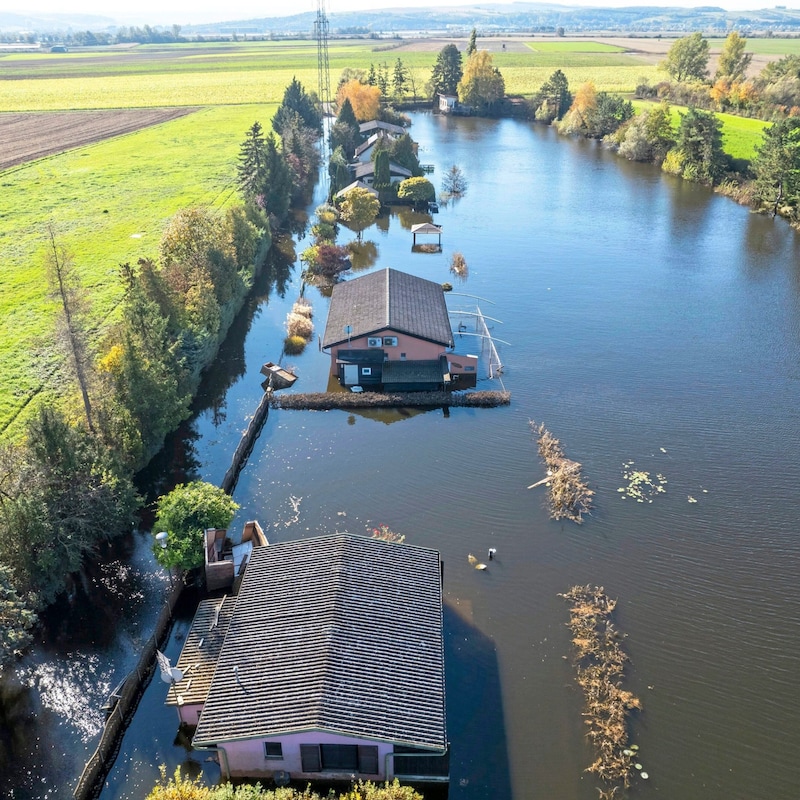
[330,97,361,155]
[261,133,293,223]
[458,50,505,112]
[752,116,800,220]
[661,32,709,83]
[392,58,408,99]
[716,31,752,82]
[0,406,138,606]
[674,106,726,184]
[617,103,674,163]
[397,176,435,204]
[430,43,463,98]
[272,76,322,136]
[152,481,239,571]
[237,121,268,201]
[0,564,36,670]
[373,149,391,190]
[387,133,422,175]
[339,187,380,240]
[467,28,477,56]
[535,69,572,122]
[329,145,353,195]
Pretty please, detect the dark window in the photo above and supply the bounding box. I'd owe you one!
[362,367,372,376]
[358,745,379,774]
[400,353,407,360]
[300,744,321,772]
[264,742,283,759]
[321,743,358,771]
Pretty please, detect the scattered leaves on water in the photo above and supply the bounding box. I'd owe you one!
[619,462,667,503]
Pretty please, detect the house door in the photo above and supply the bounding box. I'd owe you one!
[343,364,359,385]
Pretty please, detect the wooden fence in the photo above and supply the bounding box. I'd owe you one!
[72,575,185,799]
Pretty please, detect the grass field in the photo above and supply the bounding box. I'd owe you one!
[526,41,627,53]
[706,37,800,55]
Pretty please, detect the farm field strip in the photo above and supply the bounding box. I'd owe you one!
[0,108,198,170]
[525,41,628,52]
[0,103,276,435]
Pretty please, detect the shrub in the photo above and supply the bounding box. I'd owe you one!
[284,335,307,355]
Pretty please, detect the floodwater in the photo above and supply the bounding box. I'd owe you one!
[3,112,800,800]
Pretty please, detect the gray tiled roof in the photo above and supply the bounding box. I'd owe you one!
[352,161,411,180]
[323,268,454,349]
[166,596,235,707]
[359,120,406,137]
[193,534,446,750]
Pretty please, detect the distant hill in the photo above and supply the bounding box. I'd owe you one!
[2,4,800,35]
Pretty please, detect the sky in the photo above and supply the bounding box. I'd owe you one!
[9,0,800,26]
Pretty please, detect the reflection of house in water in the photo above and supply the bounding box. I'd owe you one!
[322,268,479,391]
[167,533,449,786]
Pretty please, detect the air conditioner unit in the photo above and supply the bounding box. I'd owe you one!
[367,337,382,347]
[383,336,398,346]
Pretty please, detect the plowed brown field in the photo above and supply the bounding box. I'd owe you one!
[0,107,197,170]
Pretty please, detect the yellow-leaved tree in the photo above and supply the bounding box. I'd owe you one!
[457,50,504,112]
[336,80,381,122]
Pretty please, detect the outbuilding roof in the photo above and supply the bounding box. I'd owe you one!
[352,161,412,181]
[359,120,406,137]
[323,268,454,349]
[193,534,446,750]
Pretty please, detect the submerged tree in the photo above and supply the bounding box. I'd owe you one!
[441,164,468,196]
[338,186,380,241]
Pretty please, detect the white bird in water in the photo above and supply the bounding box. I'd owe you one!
[488,547,497,560]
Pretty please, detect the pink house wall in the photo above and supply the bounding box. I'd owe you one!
[331,329,446,375]
[178,702,203,726]
[446,352,479,376]
[217,729,394,781]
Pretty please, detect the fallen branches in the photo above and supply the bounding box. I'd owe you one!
[560,585,646,797]
[529,421,593,523]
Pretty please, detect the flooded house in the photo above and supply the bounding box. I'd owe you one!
[322,267,479,391]
[166,533,449,785]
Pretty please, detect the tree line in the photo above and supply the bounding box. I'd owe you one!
[0,79,322,670]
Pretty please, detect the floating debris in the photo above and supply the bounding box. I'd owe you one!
[371,524,404,543]
[467,554,487,570]
[560,585,643,795]
[529,421,594,523]
[687,495,697,504]
[619,461,667,503]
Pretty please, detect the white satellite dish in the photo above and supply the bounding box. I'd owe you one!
[161,666,184,684]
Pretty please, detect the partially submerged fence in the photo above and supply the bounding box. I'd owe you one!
[72,576,184,800]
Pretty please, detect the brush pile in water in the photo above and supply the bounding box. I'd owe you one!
[560,585,644,798]
[271,390,510,410]
[529,422,593,523]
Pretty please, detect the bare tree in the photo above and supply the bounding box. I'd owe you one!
[44,222,95,432]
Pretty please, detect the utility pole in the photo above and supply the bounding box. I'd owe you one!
[315,0,332,195]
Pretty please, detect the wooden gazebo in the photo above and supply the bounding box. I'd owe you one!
[411,222,442,248]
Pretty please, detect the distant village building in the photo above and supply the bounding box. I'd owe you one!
[167,534,449,785]
[322,267,478,391]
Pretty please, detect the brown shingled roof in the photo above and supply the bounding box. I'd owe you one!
[323,268,454,349]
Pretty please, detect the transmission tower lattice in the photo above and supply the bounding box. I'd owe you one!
[315,0,332,190]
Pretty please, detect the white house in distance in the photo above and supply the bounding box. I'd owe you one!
[166,534,449,785]
[322,267,479,391]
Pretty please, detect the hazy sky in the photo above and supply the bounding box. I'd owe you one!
[12,0,798,26]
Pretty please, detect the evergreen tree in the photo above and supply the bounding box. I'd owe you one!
[752,116,800,220]
[430,43,463,98]
[237,122,268,201]
[675,106,726,184]
[467,28,477,56]
[393,58,408,99]
[373,149,391,190]
[272,76,322,135]
[262,133,293,223]
[535,69,572,122]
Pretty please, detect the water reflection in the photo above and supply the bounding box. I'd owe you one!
[347,239,378,272]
